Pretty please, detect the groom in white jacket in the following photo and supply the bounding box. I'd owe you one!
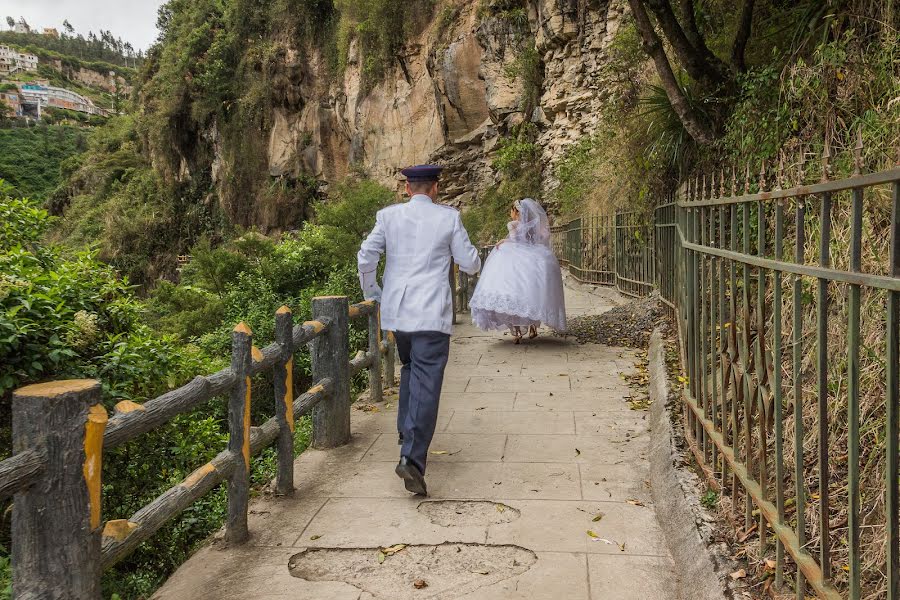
[357,165,481,495]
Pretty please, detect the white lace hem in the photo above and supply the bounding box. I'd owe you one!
[469,292,567,332]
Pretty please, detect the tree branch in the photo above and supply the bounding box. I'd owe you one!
[677,0,706,54]
[645,0,729,86]
[626,0,715,145]
[731,0,755,72]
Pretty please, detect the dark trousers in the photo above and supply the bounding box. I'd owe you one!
[394,330,451,474]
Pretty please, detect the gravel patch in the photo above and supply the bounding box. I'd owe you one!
[559,294,667,348]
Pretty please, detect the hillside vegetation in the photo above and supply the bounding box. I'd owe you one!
[0,126,86,201]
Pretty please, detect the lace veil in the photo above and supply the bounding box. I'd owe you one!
[509,198,551,247]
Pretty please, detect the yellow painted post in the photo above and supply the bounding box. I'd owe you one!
[274,306,295,496]
[227,322,252,543]
[11,379,106,597]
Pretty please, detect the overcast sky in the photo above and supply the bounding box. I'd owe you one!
[0,0,167,51]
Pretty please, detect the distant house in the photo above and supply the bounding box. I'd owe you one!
[42,28,59,38]
[13,22,29,34]
[0,46,38,75]
[0,91,22,116]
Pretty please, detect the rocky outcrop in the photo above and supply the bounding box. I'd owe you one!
[236,0,628,218]
[49,59,132,95]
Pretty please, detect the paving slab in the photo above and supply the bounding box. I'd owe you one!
[485,499,669,556]
[438,392,517,411]
[588,554,677,599]
[456,552,590,600]
[444,410,575,435]
[154,284,676,600]
[363,433,507,463]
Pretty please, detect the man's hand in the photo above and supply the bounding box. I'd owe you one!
[364,284,383,303]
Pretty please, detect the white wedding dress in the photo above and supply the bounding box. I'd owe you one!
[470,199,567,332]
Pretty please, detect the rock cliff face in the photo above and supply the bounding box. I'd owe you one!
[246,0,626,215]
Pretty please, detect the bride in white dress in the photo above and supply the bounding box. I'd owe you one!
[470,198,567,343]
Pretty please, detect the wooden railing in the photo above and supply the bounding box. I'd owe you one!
[0,296,394,598]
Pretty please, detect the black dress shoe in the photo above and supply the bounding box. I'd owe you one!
[395,456,427,496]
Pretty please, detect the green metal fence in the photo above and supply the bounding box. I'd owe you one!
[552,153,900,599]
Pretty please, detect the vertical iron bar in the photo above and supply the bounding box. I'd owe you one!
[817,191,832,579]
[730,202,740,511]
[719,204,729,489]
[888,176,900,600]
[757,199,768,557]
[847,184,863,599]
[701,206,710,462]
[774,201,785,587]
[710,206,719,477]
[743,201,753,529]
[793,199,807,600]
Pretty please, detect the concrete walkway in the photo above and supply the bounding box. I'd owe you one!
[154,284,676,600]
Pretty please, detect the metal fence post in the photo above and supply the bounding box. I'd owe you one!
[311,296,350,448]
[12,379,107,598]
[274,306,295,496]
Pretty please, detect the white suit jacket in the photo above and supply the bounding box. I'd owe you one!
[358,194,481,334]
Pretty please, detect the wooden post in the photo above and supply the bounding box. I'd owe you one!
[450,261,457,324]
[227,322,252,543]
[369,302,383,403]
[12,379,107,598]
[311,296,350,448]
[384,331,396,388]
[460,270,469,312]
[273,306,294,496]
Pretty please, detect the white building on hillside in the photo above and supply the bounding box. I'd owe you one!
[18,83,109,118]
[0,46,38,75]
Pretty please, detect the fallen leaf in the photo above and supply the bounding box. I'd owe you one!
[586,530,599,538]
[497,505,506,513]
[626,499,646,507]
[592,513,605,522]
[617,541,626,552]
[575,448,582,456]
[414,579,428,589]
[473,569,490,575]
[730,569,747,580]
[382,544,406,556]
[310,535,321,541]
[764,559,776,570]
[431,450,448,455]
[377,552,386,564]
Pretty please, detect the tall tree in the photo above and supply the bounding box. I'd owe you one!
[5,17,14,29]
[731,0,756,72]
[627,0,759,143]
[63,20,74,36]
[645,0,729,86]
[627,0,714,144]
